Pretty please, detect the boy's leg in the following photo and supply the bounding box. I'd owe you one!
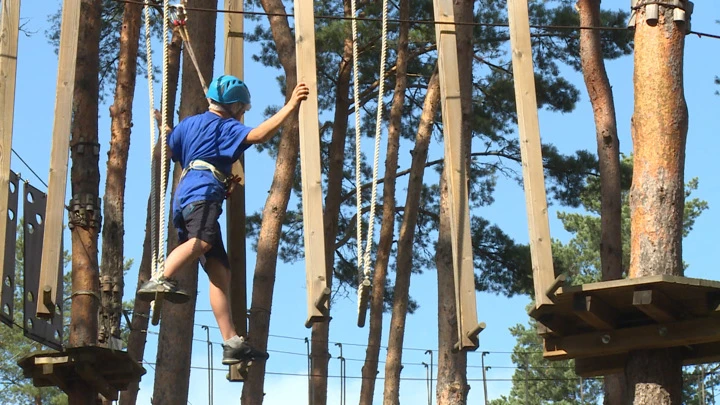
[205,253,268,364]
[204,257,236,340]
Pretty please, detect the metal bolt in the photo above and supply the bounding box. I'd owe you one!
[659,327,668,337]
[601,334,611,344]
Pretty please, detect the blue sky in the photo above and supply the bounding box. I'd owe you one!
[5,0,720,404]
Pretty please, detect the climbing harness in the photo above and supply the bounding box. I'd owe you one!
[180,159,242,198]
[353,0,390,327]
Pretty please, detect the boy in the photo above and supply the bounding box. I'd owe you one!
[138,75,309,365]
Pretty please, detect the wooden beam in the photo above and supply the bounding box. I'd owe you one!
[574,354,626,378]
[224,0,247,341]
[507,0,556,308]
[574,342,720,377]
[543,316,720,361]
[572,295,617,330]
[0,0,21,312]
[294,0,329,326]
[37,0,82,318]
[633,288,680,323]
[432,0,478,351]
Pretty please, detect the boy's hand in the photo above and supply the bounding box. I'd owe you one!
[290,82,310,109]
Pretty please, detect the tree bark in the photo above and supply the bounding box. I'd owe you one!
[310,0,354,402]
[434,0,472,402]
[119,28,182,405]
[151,0,216,402]
[358,0,409,402]
[99,0,142,353]
[240,0,299,401]
[626,4,688,404]
[383,68,440,405]
[435,169,468,405]
[576,0,625,402]
[67,0,102,403]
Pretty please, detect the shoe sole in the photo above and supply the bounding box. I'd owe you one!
[136,290,192,304]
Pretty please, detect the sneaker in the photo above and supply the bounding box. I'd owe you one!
[137,276,180,301]
[222,340,270,365]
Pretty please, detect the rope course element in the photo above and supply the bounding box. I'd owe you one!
[169,2,208,92]
[112,0,720,39]
[353,0,390,327]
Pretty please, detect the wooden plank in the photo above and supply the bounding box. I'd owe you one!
[294,0,329,326]
[37,0,81,317]
[574,342,720,377]
[543,316,720,361]
[432,0,478,351]
[507,0,556,307]
[559,274,720,295]
[572,295,617,330]
[633,289,680,323]
[224,0,247,340]
[0,0,20,311]
[574,354,626,378]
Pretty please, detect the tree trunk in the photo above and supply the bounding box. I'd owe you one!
[310,0,354,402]
[152,0,216,402]
[434,0,472,402]
[626,4,688,405]
[67,0,102,403]
[358,0,409,402]
[99,0,142,354]
[435,169,468,405]
[576,0,625,402]
[241,0,299,401]
[119,28,182,405]
[383,68,440,405]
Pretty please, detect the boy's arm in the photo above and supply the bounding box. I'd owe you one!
[243,83,310,144]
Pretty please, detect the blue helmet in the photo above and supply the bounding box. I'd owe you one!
[206,75,251,105]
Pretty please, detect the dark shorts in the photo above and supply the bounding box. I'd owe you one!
[174,200,230,271]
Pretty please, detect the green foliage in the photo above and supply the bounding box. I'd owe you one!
[553,155,708,285]
[488,319,603,405]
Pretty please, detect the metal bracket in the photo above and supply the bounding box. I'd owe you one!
[23,182,63,350]
[628,0,694,34]
[169,3,188,26]
[0,171,19,327]
[68,194,102,230]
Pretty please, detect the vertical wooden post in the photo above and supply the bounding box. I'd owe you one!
[38,0,82,318]
[432,0,478,350]
[0,0,21,309]
[294,0,329,327]
[224,0,249,383]
[507,0,555,308]
[224,0,247,338]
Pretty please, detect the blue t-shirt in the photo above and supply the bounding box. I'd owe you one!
[169,111,253,218]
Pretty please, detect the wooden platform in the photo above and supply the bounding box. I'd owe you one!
[529,275,720,377]
[18,346,145,400]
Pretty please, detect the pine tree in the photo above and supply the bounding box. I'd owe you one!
[493,157,710,404]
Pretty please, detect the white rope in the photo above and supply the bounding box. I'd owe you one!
[351,0,363,277]
[363,0,389,280]
[158,0,171,276]
[353,0,389,288]
[145,1,158,279]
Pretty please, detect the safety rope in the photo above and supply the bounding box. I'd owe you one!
[170,3,208,92]
[158,0,171,277]
[145,1,158,279]
[353,0,389,314]
[351,0,364,298]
